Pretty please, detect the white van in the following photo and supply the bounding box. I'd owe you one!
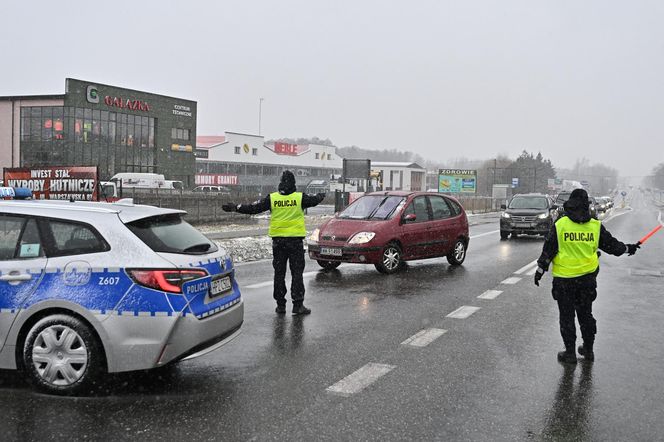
[111,172,166,189]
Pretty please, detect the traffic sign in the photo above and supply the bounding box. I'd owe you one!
[511,178,519,188]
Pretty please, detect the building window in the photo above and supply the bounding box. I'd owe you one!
[327,154,332,160]
[171,128,190,140]
[252,148,258,156]
[315,153,319,159]
[234,146,241,155]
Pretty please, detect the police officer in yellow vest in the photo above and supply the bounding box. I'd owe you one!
[223,171,325,315]
[534,189,640,363]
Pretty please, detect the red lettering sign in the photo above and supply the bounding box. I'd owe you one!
[3,166,99,201]
[274,142,298,156]
[104,96,151,112]
[194,174,239,186]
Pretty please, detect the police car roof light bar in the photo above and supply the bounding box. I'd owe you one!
[0,187,33,200]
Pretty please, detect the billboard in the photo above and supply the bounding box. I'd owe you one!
[438,169,477,194]
[343,159,371,180]
[3,166,98,201]
[194,174,239,186]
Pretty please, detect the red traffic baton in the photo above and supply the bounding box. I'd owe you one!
[637,224,663,245]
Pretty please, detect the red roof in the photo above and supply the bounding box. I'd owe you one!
[196,135,226,149]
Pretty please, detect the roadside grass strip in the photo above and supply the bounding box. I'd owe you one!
[446,306,481,319]
[501,276,522,284]
[401,328,447,347]
[514,260,537,275]
[326,363,396,397]
[478,290,503,300]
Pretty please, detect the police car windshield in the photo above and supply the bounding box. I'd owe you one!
[508,196,548,210]
[126,213,218,255]
[339,195,405,220]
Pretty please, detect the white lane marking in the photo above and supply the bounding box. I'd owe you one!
[478,289,503,300]
[501,276,522,284]
[603,208,633,223]
[245,271,319,289]
[514,260,537,275]
[446,305,481,319]
[658,211,663,225]
[525,266,539,276]
[326,363,395,396]
[401,328,447,347]
[470,229,500,239]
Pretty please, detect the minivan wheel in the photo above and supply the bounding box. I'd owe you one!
[23,314,105,396]
[317,260,341,270]
[447,239,467,266]
[500,230,509,240]
[375,243,403,274]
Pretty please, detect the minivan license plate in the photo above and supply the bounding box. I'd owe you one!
[320,247,342,257]
[211,276,232,296]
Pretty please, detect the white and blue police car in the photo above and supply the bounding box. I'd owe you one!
[0,187,243,395]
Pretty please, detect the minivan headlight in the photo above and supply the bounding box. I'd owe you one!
[502,212,511,219]
[348,232,375,244]
[537,212,549,219]
[308,228,320,244]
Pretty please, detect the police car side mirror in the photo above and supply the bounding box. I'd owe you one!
[500,204,506,210]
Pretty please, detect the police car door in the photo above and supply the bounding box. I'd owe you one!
[0,215,47,351]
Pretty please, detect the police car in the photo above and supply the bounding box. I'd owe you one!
[0,187,243,395]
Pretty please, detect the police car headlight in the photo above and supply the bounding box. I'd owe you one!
[308,228,320,244]
[502,212,511,219]
[348,232,375,244]
[537,212,549,219]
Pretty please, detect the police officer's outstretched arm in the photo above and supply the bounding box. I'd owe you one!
[598,225,640,256]
[302,192,326,209]
[222,195,272,214]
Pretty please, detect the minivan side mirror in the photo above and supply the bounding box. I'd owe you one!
[551,204,558,210]
[500,204,506,210]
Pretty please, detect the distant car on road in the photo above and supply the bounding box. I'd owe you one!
[0,188,243,395]
[308,191,469,274]
[500,193,556,239]
[192,185,231,195]
[553,191,598,220]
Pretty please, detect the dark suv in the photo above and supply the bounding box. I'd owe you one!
[500,193,555,239]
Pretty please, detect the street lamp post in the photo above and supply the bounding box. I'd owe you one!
[258,97,264,136]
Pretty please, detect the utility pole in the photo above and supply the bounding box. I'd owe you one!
[258,97,264,136]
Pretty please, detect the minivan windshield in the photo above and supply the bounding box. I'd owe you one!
[339,195,405,220]
[126,213,219,255]
[555,192,572,204]
[508,196,549,210]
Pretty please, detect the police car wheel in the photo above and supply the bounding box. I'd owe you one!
[317,260,341,270]
[23,314,105,396]
[375,243,403,274]
[447,239,467,266]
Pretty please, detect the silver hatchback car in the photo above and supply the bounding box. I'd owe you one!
[0,190,243,395]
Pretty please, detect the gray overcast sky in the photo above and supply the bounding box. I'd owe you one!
[2,0,663,177]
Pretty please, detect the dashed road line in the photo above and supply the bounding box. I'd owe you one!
[478,289,503,300]
[525,266,539,276]
[446,306,480,319]
[245,270,319,289]
[401,328,447,347]
[501,276,522,284]
[514,260,537,275]
[326,363,395,396]
[470,229,500,239]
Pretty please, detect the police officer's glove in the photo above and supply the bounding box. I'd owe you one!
[222,203,238,212]
[626,243,640,256]
[534,267,544,286]
[316,192,326,200]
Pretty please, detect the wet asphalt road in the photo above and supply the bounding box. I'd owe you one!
[1,190,662,441]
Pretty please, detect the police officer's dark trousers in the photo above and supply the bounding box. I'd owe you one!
[552,276,597,350]
[272,237,305,307]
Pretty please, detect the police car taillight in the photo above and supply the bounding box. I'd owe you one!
[127,269,207,293]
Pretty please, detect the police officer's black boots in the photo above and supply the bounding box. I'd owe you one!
[557,347,578,364]
[275,304,286,314]
[292,304,311,316]
[578,343,595,361]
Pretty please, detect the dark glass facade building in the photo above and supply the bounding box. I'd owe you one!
[1,78,197,185]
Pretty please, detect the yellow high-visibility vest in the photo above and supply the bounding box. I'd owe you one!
[552,216,601,278]
[268,192,306,237]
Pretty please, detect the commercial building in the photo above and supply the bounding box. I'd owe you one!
[370,162,426,191]
[195,132,343,193]
[0,78,197,185]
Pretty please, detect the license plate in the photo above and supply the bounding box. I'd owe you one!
[515,222,531,228]
[210,276,232,296]
[320,247,342,256]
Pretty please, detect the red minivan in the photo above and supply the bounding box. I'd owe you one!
[307,191,470,274]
